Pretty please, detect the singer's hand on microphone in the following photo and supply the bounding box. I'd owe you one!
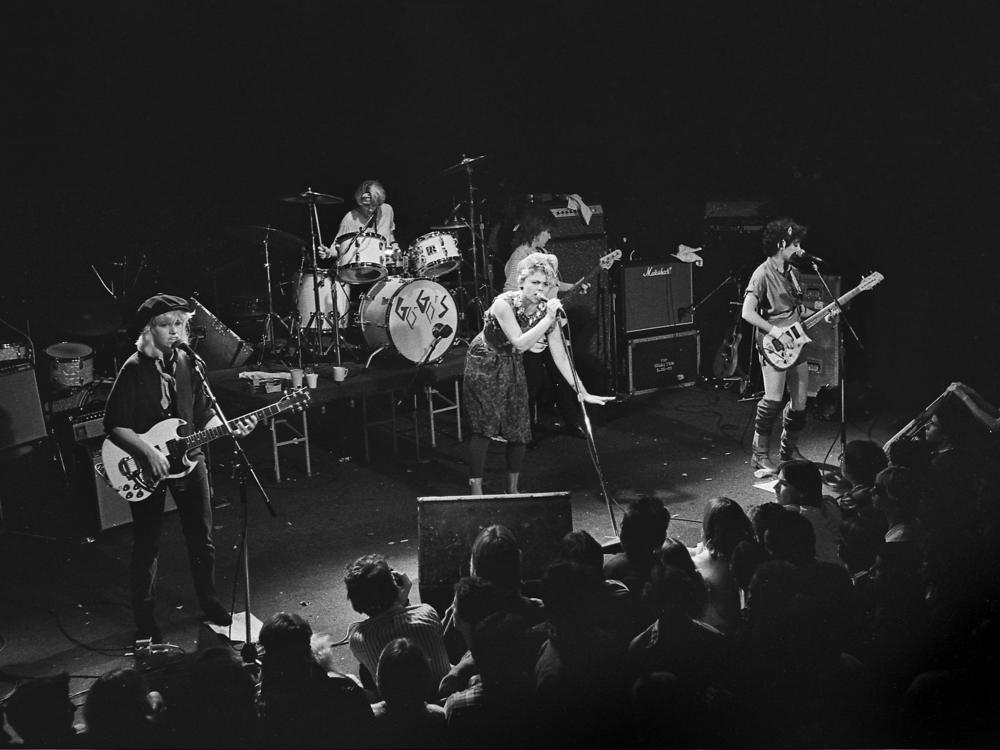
[545,298,564,320]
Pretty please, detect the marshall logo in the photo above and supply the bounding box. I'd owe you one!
[642,265,673,277]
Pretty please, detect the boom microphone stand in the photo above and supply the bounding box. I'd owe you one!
[184,345,277,664]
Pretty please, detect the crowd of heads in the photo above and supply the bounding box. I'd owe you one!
[5,400,999,747]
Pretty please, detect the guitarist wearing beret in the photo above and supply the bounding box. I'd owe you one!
[104,294,258,642]
[742,219,816,475]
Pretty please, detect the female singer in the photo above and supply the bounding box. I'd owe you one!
[463,252,613,495]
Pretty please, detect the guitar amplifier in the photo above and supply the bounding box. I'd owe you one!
[548,204,605,239]
[618,261,695,336]
[67,405,106,442]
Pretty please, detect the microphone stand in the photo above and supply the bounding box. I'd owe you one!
[807,262,864,488]
[185,347,277,665]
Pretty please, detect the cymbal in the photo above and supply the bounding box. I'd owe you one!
[429,222,473,231]
[227,225,305,250]
[57,302,123,337]
[280,189,343,205]
[439,154,488,176]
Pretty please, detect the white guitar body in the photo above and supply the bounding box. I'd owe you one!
[101,419,197,502]
[759,322,814,371]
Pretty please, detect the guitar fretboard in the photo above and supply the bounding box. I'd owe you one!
[180,399,298,451]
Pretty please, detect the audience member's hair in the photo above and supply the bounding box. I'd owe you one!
[875,466,921,519]
[344,554,399,616]
[778,459,824,507]
[838,513,888,574]
[559,529,605,572]
[933,393,979,447]
[620,497,671,560]
[750,502,787,546]
[643,562,703,619]
[5,673,76,746]
[259,611,313,662]
[842,439,889,486]
[543,559,602,630]
[731,539,771,593]
[83,668,157,747]
[470,525,522,592]
[452,576,505,629]
[702,496,753,558]
[766,510,816,565]
[887,438,933,473]
[376,638,432,712]
[659,537,698,578]
[173,647,258,748]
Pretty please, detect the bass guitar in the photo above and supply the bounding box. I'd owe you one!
[100,387,311,502]
[563,249,622,295]
[756,271,884,370]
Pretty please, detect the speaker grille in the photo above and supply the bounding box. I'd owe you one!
[0,363,47,452]
[618,261,694,336]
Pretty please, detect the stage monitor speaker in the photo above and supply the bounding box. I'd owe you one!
[416,492,572,615]
[622,329,700,395]
[190,299,253,371]
[546,236,612,390]
[619,261,694,336]
[0,363,47,453]
[799,273,841,397]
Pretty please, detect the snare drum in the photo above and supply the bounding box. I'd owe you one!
[336,230,388,284]
[359,277,458,363]
[295,270,350,330]
[410,231,461,278]
[45,342,95,389]
[0,342,28,362]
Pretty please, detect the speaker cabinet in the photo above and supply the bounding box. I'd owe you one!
[190,299,253,371]
[416,492,572,614]
[0,363,47,453]
[622,329,701,395]
[618,261,694,336]
[799,274,841,397]
[547,236,613,391]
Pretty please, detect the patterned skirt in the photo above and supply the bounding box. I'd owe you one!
[463,334,531,444]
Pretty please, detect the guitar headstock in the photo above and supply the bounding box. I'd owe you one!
[859,271,884,291]
[281,386,312,412]
[600,249,623,269]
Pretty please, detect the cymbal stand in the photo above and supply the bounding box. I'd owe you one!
[459,157,490,330]
[299,189,341,364]
[256,232,291,365]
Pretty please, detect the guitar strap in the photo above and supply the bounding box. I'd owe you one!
[173,351,197,440]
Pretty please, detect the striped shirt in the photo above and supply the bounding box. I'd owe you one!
[349,604,451,690]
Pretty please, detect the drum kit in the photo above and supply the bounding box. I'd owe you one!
[229,156,492,368]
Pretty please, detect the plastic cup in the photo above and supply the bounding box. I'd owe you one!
[332,366,348,382]
[305,372,319,389]
[290,368,304,387]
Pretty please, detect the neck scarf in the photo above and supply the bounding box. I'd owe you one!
[154,353,176,411]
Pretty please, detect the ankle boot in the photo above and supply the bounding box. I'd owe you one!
[506,472,520,494]
[469,478,483,496]
[779,406,808,461]
[752,432,778,475]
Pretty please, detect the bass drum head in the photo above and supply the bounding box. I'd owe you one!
[359,277,457,363]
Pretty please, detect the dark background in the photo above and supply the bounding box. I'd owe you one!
[5,0,998,408]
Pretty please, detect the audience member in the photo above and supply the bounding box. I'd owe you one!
[690,497,754,634]
[257,611,373,748]
[438,576,507,700]
[838,513,887,580]
[873,466,925,546]
[470,525,546,623]
[603,497,671,598]
[4,673,79,748]
[168,647,258,748]
[559,529,634,644]
[345,554,451,696]
[836,439,888,517]
[80,668,164,749]
[774,459,844,565]
[370,638,448,749]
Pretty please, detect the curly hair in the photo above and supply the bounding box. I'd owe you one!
[515,251,558,288]
[761,217,807,256]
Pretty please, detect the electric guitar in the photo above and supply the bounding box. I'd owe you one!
[562,249,622,295]
[100,387,311,502]
[756,271,884,370]
[712,302,745,379]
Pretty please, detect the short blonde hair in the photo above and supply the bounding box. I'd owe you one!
[515,251,558,288]
[354,179,386,207]
[135,311,192,357]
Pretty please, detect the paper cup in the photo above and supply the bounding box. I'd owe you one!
[332,366,348,382]
[305,372,319,389]
[290,368,304,387]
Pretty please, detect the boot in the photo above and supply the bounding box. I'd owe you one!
[751,432,778,475]
[469,478,483,496]
[506,472,520,494]
[779,406,808,461]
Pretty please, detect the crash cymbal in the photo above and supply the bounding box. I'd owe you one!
[227,225,306,251]
[56,302,123,337]
[429,222,472,231]
[280,188,343,205]
[439,154,489,176]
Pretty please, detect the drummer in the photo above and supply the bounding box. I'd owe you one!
[318,179,402,266]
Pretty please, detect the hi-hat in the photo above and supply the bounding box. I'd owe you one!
[429,222,475,231]
[228,225,305,250]
[439,154,488,176]
[280,189,343,205]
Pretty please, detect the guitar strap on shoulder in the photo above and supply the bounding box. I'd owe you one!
[173,352,197,438]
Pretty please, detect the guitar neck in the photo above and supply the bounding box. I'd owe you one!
[566,251,619,295]
[181,401,289,451]
[802,285,868,330]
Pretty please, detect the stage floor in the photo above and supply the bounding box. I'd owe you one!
[0,380,905,718]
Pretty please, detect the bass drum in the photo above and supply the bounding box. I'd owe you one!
[359,277,457,363]
[295,271,350,330]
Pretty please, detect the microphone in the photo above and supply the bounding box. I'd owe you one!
[794,250,826,264]
[173,340,205,364]
[547,299,566,319]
